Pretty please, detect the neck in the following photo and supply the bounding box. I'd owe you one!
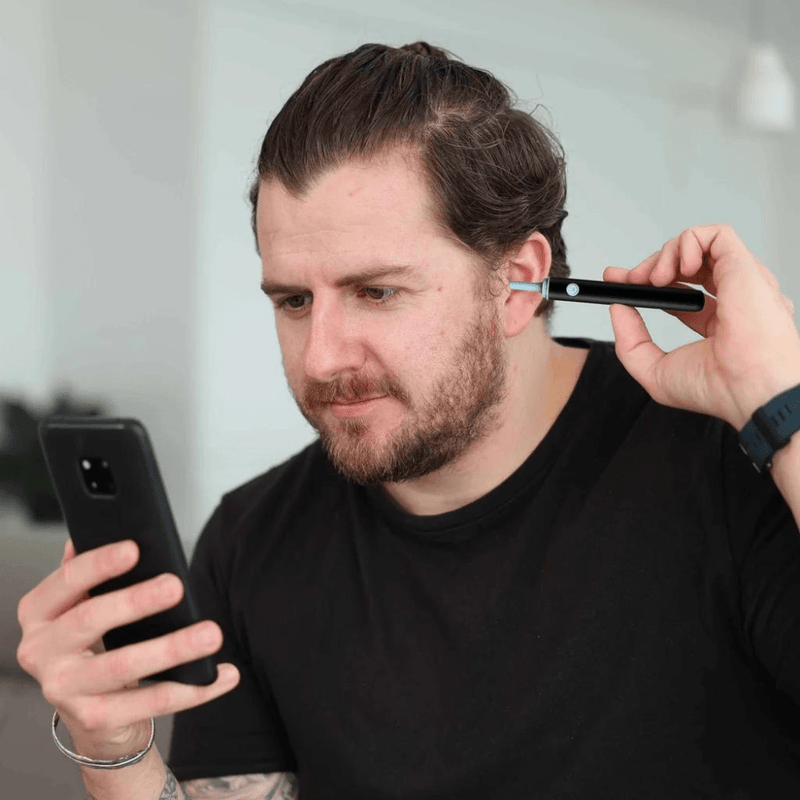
[381,332,588,516]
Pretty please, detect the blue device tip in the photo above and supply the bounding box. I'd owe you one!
[509,281,543,293]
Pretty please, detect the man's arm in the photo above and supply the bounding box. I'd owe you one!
[81,740,298,800]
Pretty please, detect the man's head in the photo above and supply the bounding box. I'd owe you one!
[252,43,571,485]
[250,41,570,326]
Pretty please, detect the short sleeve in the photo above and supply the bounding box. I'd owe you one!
[721,424,800,706]
[167,500,297,780]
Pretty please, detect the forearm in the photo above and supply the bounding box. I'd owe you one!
[81,744,187,800]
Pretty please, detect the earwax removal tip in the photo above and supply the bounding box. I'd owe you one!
[509,281,542,293]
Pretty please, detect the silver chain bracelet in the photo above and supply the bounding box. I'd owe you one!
[51,710,155,770]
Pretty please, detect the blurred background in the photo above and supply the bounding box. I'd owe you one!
[2,0,799,550]
[1,0,798,795]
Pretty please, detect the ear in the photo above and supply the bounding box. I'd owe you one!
[500,232,552,338]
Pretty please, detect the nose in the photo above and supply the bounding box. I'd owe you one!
[302,297,366,382]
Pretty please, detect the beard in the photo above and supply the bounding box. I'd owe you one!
[288,302,508,485]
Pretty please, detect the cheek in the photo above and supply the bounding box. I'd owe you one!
[391,321,453,379]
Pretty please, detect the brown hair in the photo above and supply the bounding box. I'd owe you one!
[249,41,570,328]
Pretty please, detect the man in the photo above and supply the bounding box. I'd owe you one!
[19,42,800,800]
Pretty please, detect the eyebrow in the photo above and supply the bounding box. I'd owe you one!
[260,265,418,298]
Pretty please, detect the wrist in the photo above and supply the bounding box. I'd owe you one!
[69,718,154,762]
[770,427,800,473]
[737,380,800,473]
[79,743,169,800]
[731,361,800,431]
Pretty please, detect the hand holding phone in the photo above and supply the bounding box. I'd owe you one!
[16,536,240,761]
[15,416,241,761]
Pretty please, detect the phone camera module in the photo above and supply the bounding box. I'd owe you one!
[79,457,117,497]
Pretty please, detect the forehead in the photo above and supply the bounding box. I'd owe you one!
[255,151,444,264]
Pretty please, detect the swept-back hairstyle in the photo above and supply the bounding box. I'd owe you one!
[249,41,570,328]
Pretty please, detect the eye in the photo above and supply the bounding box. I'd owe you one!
[278,294,311,311]
[359,287,398,304]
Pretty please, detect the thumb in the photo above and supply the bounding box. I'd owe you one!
[609,303,663,391]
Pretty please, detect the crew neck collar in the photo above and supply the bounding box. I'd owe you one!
[362,337,609,536]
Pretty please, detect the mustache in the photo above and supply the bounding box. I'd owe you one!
[304,373,410,407]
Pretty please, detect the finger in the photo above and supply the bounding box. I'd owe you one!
[45,570,184,660]
[627,239,675,284]
[67,612,224,696]
[604,261,664,284]
[676,224,755,288]
[65,662,241,732]
[660,292,720,339]
[19,540,139,628]
[607,240,682,287]
[608,303,666,399]
[57,538,97,649]
[61,538,74,565]
[681,228,707,270]
[634,249,663,275]
[603,266,630,282]
[631,228,716,295]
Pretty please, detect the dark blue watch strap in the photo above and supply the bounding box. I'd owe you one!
[738,383,800,473]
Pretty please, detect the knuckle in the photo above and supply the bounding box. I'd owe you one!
[106,649,132,682]
[41,677,63,707]
[72,598,97,632]
[16,593,32,627]
[45,656,81,698]
[15,639,35,674]
[41,680,59,706]
[77,699,108,732]
[41,663,72,706]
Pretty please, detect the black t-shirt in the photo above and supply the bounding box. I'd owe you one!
[168,337,800,798]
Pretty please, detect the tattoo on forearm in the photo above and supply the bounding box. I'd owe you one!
[161,768,182,798]
[84,768,185,800]
[181,771,299,799]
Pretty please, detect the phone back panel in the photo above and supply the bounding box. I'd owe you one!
[39,417,216,685]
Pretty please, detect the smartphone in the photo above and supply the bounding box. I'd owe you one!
[38,416,217,686]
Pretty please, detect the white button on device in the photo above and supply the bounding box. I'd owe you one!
[566,282,580,296]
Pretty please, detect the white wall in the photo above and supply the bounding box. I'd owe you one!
[1,0,200,545]
[46,0,201,545]
[2,0,798,554]
[0,0,51,401]
[191,0,800,544]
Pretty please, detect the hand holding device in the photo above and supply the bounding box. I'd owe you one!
[16,416,241,763]
[16,536,240,762]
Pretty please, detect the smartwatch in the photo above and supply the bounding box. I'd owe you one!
[738,383,800,473]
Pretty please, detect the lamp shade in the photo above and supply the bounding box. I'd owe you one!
[739,43,796,132]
